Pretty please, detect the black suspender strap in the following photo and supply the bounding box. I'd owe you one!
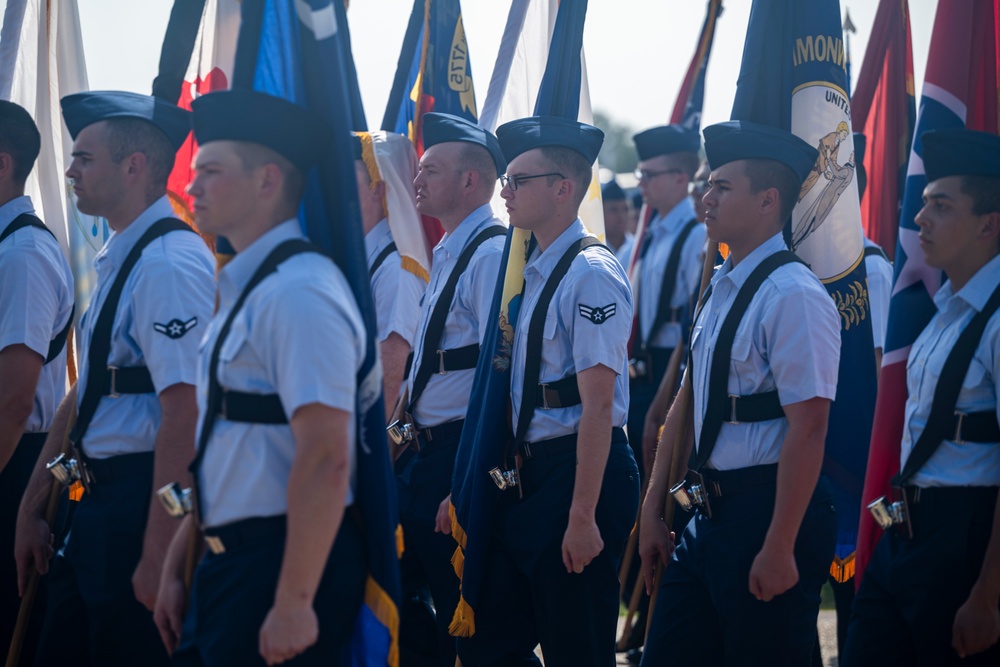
[1,213,76,365]
[863,245,890,263]
[70,219,195,449]
[189,239,321,515]
[690,250,804,471]
[894,282,1000,485]
[639,218,699,350]
[406,225,505,412]
[511,236,601,452]
[369,242,397,278]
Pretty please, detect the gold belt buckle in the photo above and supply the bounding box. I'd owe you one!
[204,535,226,555]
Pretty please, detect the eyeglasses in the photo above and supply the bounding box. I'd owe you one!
[689,179,710,195]
[634,168,683,182]
[500,172,565,191]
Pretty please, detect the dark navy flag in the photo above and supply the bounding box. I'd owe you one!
[670,0,723,131]
[231,1,399,663]
[732,0,877,584]
[448,0,592,638]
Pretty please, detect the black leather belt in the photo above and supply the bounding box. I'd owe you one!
[415,419,465,448]
[721,391,785,424]
[203,515,286,555]
[219,390,287,424]
[520,426,627,460]
[103,366,155,397]
[82,451,154,485]
[901,484,998,506]
[701,463,778,498]
[950,410,1000,443]
[533,375,580,410]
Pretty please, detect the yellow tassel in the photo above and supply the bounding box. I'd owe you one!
[829,552,856,583]
[400,256,430,283]
[448,595,476,638]
[450,546,465,579]
[395,524,405,559]
[364,576,400,667]
[449,502,467,550]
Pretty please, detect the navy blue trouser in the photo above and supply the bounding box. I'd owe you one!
[173,515,365,667]
[842,486,1000,667]
[34,462,167,667]
[457,436,640,667]
[642,473,837,667]
[397,425,463,667]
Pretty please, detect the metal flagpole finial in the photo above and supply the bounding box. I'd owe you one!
[843,8,857,34]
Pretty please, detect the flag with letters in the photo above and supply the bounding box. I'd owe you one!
[448,0,603,638]
[850,0,916,259]
[381,0,477,250]
[231,1,399,663]
[856,0,999,584]
[0,0,92,373]
[731,0,878,583]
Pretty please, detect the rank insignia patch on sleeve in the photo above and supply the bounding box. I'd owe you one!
[578,303,616,325]
[154,317,198,339]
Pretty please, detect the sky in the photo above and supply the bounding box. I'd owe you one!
[7,0,940,134]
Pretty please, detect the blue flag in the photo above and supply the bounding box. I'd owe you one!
[232,1,399,663]
[731,0,877,582]
[448,0,591,638]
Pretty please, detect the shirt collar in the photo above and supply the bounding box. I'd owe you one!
[0,196,35,234]
[935,252,1000,313]
[364,218,391,262]
[218,219,305,306]
[98,196,175,270]
[525,219,588,281]
[715,232,788,289]
[649,198,697,234]
[437,203,496,258]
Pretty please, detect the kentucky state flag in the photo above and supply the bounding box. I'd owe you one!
[731,0,877,583]
[856,0,999,583]
[448,0,602,638]
[230,1,399,664]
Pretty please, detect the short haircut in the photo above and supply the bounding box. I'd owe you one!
[961,175,1000,216]
[0,100,41,183]
[665,151,701,179]
[104,118,176,192]
[455,142,497,192]
[539,145,593,208]
[232,141,305,208]
[743,158,802,224]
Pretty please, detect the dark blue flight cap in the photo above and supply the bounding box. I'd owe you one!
[422,112,506,176]
[191,90,329,172]
[495,116,604,165]
[922,128,1000,183]
[601,179,626,201]
[61,91,191,151]
[633,124,701,161]
[703,120,819,185]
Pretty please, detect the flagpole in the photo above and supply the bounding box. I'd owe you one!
[645,241,718,635]
[5,405,77,667]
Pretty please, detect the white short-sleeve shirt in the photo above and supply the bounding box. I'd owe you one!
[196,220,366,528]
[863,237,893,350]
[690,233,841,470]
[75,196,215,459]
[407,204,505,428]
[0,196,74,433]
[902,253,1000,488]
[511,219,633,443]
[365,218,427,345]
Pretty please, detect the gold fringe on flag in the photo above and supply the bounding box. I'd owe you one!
[364,575,400,667]
[449,594,475,638]
[448,501,466,549]
[450,545,464,579]
[829,552,856,583]
[395,524,405,558]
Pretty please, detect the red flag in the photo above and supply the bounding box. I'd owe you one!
[855,0,1000,585]
[850,0,916,260]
